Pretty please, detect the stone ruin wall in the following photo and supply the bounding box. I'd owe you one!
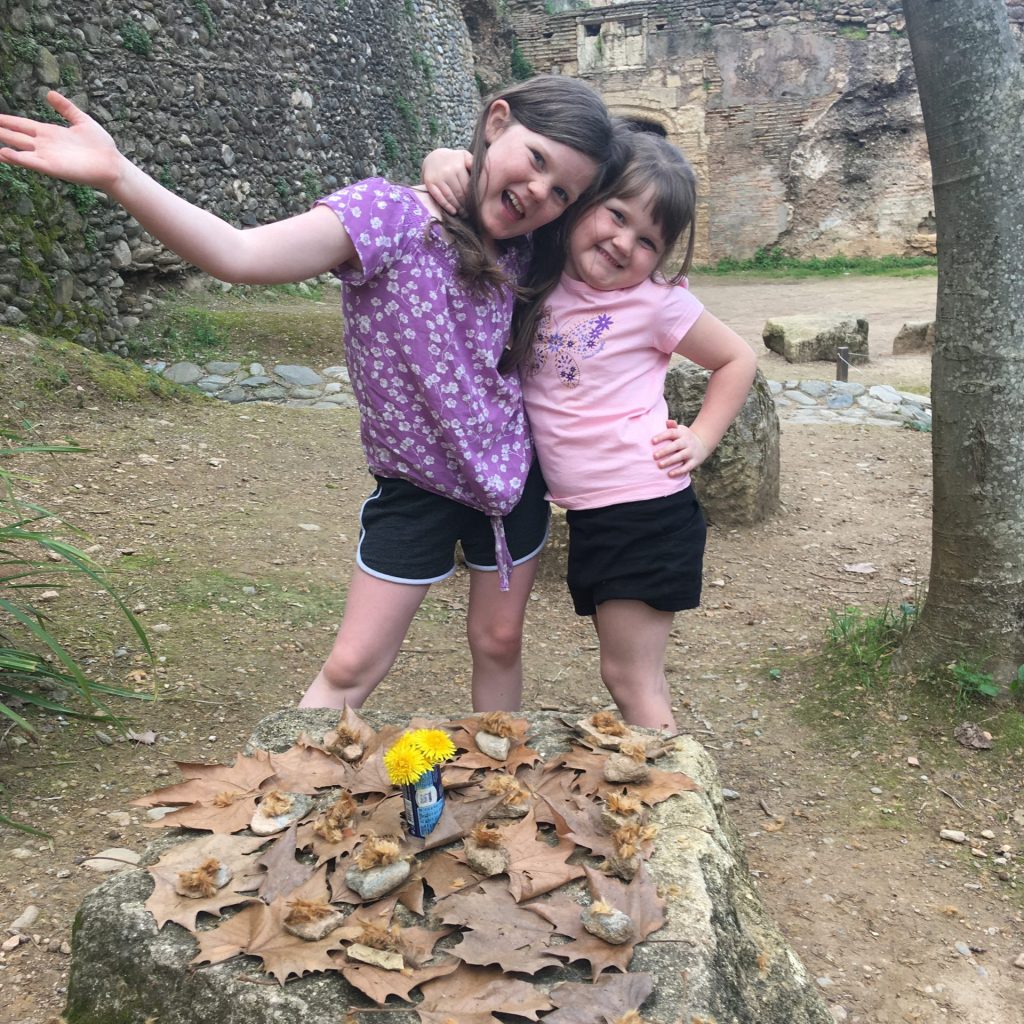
[509,0,1024,262]
[0,0,478,353]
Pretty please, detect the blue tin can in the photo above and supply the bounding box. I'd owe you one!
[401,765,445,838]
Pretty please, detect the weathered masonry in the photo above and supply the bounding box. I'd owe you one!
[509,0,1024,261]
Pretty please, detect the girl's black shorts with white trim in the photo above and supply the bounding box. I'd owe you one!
[357,460,550,585]
[565,486,706,616]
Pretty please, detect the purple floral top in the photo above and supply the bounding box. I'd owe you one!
[316,179,533,585]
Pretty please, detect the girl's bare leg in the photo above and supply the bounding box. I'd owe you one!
[592,600,677,732]
[299,567,429,709]
[465,555,540,711]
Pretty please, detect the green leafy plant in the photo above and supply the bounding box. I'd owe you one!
[66,183,98,216]
[395,95,421,135]
[381,130,400,168]
[119,21,152,57]
[824,602,918,688]
[191,0,215,34]
[1011,665,1024,700]
[1,432,153,743]
[510,39,534,81]
[948,661,1001,705]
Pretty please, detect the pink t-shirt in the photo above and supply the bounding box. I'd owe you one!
[521,274,704,510]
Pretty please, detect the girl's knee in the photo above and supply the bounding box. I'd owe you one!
[468,620,523,666]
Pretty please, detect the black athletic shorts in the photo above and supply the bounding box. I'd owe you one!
[357,460,550,584]
[565,486,706,616]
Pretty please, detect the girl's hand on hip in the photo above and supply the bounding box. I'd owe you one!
[652,419,709,476]
[421,148,473,216]
[0,91,124,192]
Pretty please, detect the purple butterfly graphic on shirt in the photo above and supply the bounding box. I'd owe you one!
[529,308,613,388]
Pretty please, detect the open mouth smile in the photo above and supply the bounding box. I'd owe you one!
[502,190,525,219]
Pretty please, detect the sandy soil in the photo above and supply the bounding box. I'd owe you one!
[1,275,1021,1024]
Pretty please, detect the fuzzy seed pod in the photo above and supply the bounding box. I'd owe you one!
[213,790,243,807]
[483,774,528,804]
[285,898,336,925]
[260,790,295,816]
[176,858,223,898]
[618,739,648,763]
[357,922,402,951]
[591,711,628,736]
[469,822,504,848]
[355,834,402,870]
[478,711,517,738]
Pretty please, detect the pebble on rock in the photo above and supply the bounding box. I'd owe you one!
[346,859,411,900]
[250,792,313,836]
[581,903,634,945]
[474,730,511,761]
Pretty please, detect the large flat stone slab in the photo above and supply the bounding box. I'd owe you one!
[65,710,830,1024]
[763,314,869,364]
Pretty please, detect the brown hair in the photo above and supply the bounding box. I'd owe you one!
[506,125,697,372]
[439,75,619,299]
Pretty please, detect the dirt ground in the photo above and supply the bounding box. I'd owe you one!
[1,273,1022,1024]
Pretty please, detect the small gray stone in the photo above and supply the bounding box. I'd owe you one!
[463,839,509,877]
[475,730,511,761]
[284,908,343,942]
[721,788,740,801]
[826,392,854,409]
[604,753,650,784]
[9,905,40,933]
[346,859,411,900]
[273,364,323,387]
[250,793,313,836]
[582,905,634,944]
[205,361,241,375]
[163,362,204,385]
[797,380,830,398]
[940,829,967,844]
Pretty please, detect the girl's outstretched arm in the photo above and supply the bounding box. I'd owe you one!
[0,91,355,284]
[652,310,757,475]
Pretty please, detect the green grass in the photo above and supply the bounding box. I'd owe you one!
[27,337,185,403]
[696,247,937,279]
[127,291,341,364]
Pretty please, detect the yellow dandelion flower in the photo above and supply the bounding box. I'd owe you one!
[410,728,455,766]
[383,735,430,786]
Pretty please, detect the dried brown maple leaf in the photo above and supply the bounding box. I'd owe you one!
[501,807,585,902]
[191,866,345,984]
[267,742,352,793]
[420,850,482,898]
[545,797,654,862]
[254,823,315,903]
[434,878,559,975]
[337,958,459,1004]
[526,865,665,980]
[145,833,266,930]
[415,964,553,1024]
[322,703,377,750]
[555,746,699,806]
[544,972,655,1023]
[447,715,542,773]
[345,748,398,797]
[150,792,261,834]
[132,751,276,807]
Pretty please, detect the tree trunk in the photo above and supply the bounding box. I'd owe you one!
[899,0,1024,683]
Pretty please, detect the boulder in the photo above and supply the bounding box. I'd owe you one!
[762,315,869,364]
[64,709,830,1024]
[664,365,780,526]
[892,320,935,355]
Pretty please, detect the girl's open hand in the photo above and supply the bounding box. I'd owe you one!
[652,418,709,476]
[0,91,123,191]
[420,148,472,216]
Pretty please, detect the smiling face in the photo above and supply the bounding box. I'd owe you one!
[476,101,599,242]
[564,186,666,292]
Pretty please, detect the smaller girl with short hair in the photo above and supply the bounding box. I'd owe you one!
[427,127,757,732]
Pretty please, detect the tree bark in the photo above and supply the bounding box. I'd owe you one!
[899,0,1024,682]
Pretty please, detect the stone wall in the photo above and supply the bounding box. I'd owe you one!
[0,0,479,353]
[508,0,1024,263]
